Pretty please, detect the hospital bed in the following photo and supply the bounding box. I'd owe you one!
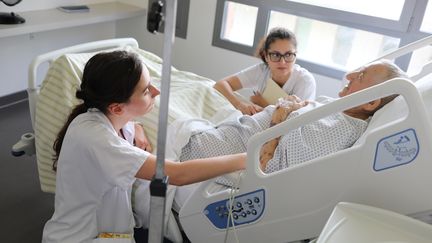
[178,35,432,242]
[13,36,432,242]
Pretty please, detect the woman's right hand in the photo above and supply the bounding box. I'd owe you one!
[235,101,263,115]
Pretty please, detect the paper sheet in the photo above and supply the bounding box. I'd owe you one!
[261,78,289,105]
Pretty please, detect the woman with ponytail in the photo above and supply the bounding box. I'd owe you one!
[42,51,246,243]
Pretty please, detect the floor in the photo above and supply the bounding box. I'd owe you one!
[0,100,54,242]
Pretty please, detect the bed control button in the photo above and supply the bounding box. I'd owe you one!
[204,189,265,229]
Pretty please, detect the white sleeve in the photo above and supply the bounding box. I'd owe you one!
[288,66,316,100]
[236,63,269,91]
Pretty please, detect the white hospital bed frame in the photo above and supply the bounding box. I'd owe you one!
[178,36,432,242]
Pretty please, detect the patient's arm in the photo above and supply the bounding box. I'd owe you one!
[259,97,308,171]
[134,123,153,152]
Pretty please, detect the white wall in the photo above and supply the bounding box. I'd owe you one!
[116,0,342,98]
[0,0,117,97]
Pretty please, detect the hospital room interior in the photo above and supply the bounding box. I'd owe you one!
[2,0,432,242]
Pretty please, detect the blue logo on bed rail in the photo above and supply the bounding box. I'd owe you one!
[373,129,419,171]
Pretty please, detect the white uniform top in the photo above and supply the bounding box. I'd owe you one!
[236,62,316,100]
[42,108,149,243]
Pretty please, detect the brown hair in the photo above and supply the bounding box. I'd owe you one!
[52,51,143,171]
[255,27,297,65]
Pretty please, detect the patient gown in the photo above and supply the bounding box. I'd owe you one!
[179,96,368,175]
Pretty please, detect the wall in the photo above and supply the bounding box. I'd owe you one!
[116,0,342,98]
[0,0,117,98]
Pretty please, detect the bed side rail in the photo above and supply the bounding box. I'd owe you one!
[246,78,428,176]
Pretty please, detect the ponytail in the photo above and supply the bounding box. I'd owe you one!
[52,103,87,171]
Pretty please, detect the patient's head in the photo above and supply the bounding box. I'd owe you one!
[339,60,408,120]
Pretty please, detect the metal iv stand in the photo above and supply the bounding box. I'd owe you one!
[146,0,177,242]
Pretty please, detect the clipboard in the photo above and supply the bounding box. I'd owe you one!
[261,78,289,105]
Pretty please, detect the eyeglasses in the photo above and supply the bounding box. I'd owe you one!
[268,51,297,62]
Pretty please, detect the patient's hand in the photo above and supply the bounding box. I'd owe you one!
[271,96,309,125]
[235,100,263,115]
[259,139,280,171]
[134,123,153,152]
[259,96,308,171]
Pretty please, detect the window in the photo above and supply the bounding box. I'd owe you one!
[286,0,405,20]
[421,1,432,34]
[407,46,432,76]
[213,0,429,79]
[268,11,400,70]
[220,2,258,46]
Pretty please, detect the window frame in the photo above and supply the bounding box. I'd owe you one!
[212,0,430,79]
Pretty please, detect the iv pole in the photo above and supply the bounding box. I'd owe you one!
[147,0,177,242]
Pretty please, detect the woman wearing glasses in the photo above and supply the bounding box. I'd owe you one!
[214,27,316,115]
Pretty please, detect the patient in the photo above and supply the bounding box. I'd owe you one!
[178,60,408,174]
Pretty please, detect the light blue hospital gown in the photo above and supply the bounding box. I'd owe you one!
[179,97,368,176]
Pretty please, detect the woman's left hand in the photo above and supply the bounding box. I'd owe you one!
[134,123,153,152]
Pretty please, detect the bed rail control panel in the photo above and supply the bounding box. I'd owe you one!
[203,189,265,229]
